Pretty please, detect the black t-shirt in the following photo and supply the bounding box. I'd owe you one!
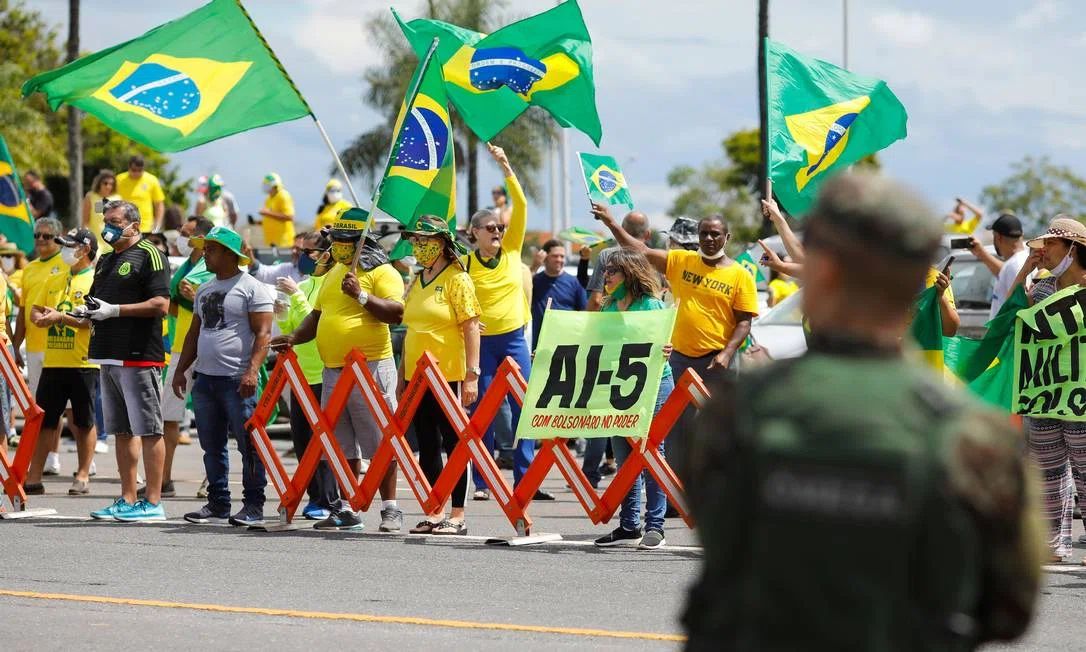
[88,238,170,364]
[27,187,53,217]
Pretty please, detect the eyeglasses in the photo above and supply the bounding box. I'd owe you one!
[477,223,506,234]
[407,235,438,244]
[33,233,56,241]
[602,265,622,276]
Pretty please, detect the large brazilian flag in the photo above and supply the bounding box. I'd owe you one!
[766,38,908,217]
[0,134,34,254]
[22,0,311,152]
[394,0,602,145]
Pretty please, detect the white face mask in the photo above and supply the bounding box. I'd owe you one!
[60,247,81,266]
[699,247,726,260]
[1,258,14,273]
[326,190,343,203]
[1052,249,1075,277]
[263,183,275,194]
[175,235,192,257]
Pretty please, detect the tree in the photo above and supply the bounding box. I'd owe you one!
[980,156,1086,233]
[338,0,557,218]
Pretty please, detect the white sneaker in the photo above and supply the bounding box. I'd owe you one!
[89,460,97,477]
[95,440,109,454]
[44,452,61,476]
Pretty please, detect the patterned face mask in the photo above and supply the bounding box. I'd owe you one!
[412,239,443,268]
[330,241,356,265]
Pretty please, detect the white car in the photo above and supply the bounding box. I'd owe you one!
[749,290,806,360]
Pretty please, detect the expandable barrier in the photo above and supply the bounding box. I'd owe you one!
[246,347,707,534]
[0,344,48,514]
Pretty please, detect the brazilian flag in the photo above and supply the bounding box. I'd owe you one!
[393,1,601,145]
[578,153,633,208]
[766,38,907,217]
[0,134,34,254]
[735,250,766,284]
[22,0,311,152]
[910,286,945,371]
[371,51,456,230]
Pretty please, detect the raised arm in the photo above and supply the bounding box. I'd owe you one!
[761,194,805,264]
[590,202,667,273]
[490,144,526,253]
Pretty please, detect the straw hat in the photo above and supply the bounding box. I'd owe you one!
[1027,216,1086,248]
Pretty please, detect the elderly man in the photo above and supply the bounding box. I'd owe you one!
[173,227,273,526]
[85,200,171,522]
[115,155,165,233]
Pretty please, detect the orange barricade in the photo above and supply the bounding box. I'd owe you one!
[512,369,707,528]
[245,349,532,533]
[0,344,47,514]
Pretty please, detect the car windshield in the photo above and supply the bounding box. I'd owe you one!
[756,289,804,326]
[946,258,995,310]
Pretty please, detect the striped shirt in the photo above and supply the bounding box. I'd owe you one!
[88,238,170,366]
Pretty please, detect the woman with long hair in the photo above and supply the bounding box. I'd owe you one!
[402,215,481,535]
[81,169,120,247]
[1011,216,1086,561]
[590,248,675,550]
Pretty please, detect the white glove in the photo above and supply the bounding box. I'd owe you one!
[85,298,120,321]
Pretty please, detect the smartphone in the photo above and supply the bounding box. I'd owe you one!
[941,256,955,276]
[949,237,973,250]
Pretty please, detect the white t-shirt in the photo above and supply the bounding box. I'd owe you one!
[990,248,1029,319]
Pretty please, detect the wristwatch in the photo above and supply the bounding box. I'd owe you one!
[467,366,481,376]
[356,290,369,306]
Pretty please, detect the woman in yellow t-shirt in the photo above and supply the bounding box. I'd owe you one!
[401,215,480,536]
[81,170,121,248]
[462,144,539,498]
[313,179,352,232]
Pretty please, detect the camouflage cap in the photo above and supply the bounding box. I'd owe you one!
[805,171,942,262]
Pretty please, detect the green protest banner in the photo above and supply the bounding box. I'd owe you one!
[518,308,676,439]
[1013,284,1086,419]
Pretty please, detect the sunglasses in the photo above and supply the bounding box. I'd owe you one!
[33,233,56,241]
[476,223,506,234]
[602,265,623,276]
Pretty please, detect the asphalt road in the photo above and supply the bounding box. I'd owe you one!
[1,437,1084,650]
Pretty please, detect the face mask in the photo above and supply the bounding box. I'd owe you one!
[699,246,726,260]
[412,240,443,268]
[298,253,318,276]
[326,190,343,203]
[101,223,129,245]
[1052,248,1075,276]
[60,247,81,266]
[330,241,356,265]
[0,258,13,273]
[606,281,628,301]
[175,236,192,257]
[262,183,275,194]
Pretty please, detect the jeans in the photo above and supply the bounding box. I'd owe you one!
[582,437,613,488]
[192,373,265,510]
[614,374,674,533]
[288,383,339,511]
[473,328,535,488]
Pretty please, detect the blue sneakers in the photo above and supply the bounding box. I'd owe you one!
[302,502,331,521]
[114,499,167,522]
[90,498,133,521]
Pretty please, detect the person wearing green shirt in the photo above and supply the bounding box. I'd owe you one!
[273,231,337,520]
[592,249,674,551]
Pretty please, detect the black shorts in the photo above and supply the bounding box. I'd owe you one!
[35,368,99,429]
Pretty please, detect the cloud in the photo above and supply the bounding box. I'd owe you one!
[1013,0,1070,29]
[289,0,386,75]
[870,10,936,47]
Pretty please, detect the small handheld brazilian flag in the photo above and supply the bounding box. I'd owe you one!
[22,0,311,152]
[766,38,907,217]
[578,153,633,209]
[735,250,766,284]
[394,0,601,144]
[0,133,34,254]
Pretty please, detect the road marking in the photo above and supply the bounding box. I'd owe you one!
[0,589,685,642]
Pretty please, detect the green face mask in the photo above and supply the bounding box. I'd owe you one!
[606,281,627,301]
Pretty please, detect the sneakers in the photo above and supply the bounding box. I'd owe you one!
[594,526,643,548]
[495,456,515,470]
[302,502,332,521]
[94,440,109,454]
[638,529,666,550]
[23,483,44,495]
[379,506,403,532]
[91,498,133,520]
[533,490,556,501]
[114,499,166,522]
[432,519,467,536]
[472,488,490,501]
[43,453,60,476]
[68,479,90,495]
[599,460,618,477]
[137,481,176,499]
[314,509,364,531]
[228,505,266,527]
[184,504,231,524]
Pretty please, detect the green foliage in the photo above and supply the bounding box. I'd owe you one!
[339,0,556,213]
[980,156,1086,233]
[82,116,191,210]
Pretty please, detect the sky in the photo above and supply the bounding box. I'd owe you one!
[25,0,1086,233]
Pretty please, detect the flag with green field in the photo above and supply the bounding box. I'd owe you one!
[578,153,633,209]
[22,0,311,152]
[0,134,34,254]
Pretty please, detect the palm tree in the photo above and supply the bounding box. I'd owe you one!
[337,0,557,218]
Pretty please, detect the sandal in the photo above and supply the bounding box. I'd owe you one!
[69,479,90,496]
[409,519,441,534]
[431,519,467,536]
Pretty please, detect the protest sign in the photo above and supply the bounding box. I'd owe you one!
[1013,285,1086,419]
[518,308,676,440]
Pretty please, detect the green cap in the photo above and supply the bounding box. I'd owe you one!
[330,207,370,241]
[191,225,250,265]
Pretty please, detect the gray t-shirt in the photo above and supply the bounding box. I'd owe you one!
[193,271,273,377]
[586,245,618,294]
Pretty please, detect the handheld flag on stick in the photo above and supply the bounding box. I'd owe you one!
[735,250,766,284]
[22,0,311,152]
[558,226,610,249]
[0,134,34,254]
[394,0,601,144]
[765,38,907,217]
[578,153,633,209]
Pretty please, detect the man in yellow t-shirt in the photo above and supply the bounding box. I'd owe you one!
[23,228,99,496]
[259,172,295,248]
[115,155,166,233]
[270,208,405,532]
[13,217,68,402]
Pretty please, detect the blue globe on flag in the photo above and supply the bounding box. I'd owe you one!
[109,62,202,119]
[596,169,620,194]
[469,47,547,95]
[806,112,858,176]
[0,174,19,208]
[395,106,450,171]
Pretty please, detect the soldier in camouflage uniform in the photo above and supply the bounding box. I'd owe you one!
[682,172,1045,651]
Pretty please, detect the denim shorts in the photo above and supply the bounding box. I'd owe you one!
[99,365,163,436]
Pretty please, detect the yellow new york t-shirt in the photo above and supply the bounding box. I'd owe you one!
[262,188,296,248]
[44,267,96,369]
[314,263,404,366]
[666,250,759,357]
[403,265,481,382]
[21,252,69,353]
[115,171,165,233]
[314,199,351,232]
